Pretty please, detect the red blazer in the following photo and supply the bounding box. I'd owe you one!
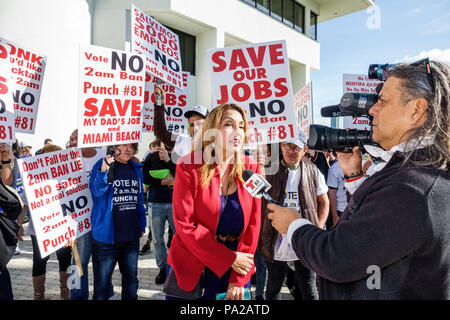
[168,151,261,291]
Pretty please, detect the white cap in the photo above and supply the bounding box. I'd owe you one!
[19,141,32,148]
[287,130,308,149]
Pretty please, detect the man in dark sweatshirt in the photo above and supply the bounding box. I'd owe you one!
[266,60,450,299]
[142,142,176,285]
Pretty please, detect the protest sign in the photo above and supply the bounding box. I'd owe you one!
[131,4,183,89]
[342,74,381,131]
[208,40,298,145]
[78,44,145,147]
[142,71,189,134]
[0,37,46,134]
[0,59,14,143]
[293,82,312,137]
[18,148,93,258]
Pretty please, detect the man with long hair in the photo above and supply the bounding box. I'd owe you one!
[267,60,450,299]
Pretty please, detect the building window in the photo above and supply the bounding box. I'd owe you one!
[271,0,282,21]
[166,26,196,76]
[283,0,294,28]
[256,0,270,14]
[293,2,305,33]
[240,0,309,36]
[310,11,318,40]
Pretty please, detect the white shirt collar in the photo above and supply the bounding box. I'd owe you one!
[364,136,434,175]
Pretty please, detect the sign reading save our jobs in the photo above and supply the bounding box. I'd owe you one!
[18,148,93,258]
[78,44,145,147]
[294,82,312,138]
[342,74,381,131]
[142,71,190,134]
[208,40,298,145]
[0,37,46,134]
[131,4,183,89]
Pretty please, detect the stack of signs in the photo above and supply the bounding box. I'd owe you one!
[293,82,312,138]
[131,4,184,90]
[0,37,46,138]
[342,74,381,131]
[208,40,298,145]
[78,44,145,147]
[18,148,92,258]
[142,71,190,134]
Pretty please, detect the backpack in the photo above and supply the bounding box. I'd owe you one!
[0,178,23,269]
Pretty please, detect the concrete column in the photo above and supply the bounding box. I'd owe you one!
[195,28,225,108]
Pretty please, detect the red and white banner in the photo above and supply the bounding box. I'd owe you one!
[293,82,312,138]
[78,44,145,147]
[18,148,93,258]
[0,37,46,134]
[142,71,189,134]
[0,57,15,143]
[342,74,381,131]
[131,4,183,89]
[208,40,298,145]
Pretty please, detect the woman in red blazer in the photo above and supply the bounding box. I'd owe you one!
[167,103,261,300]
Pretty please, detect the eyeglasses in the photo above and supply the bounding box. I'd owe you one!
[281,143,301,153]
[410,58,435,94]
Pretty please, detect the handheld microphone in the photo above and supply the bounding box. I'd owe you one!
[242,169,285,207]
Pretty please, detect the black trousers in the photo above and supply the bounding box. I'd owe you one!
[31,235,72,276]
[265,259,318,300]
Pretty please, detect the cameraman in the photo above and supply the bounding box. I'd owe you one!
[266,60,450,299]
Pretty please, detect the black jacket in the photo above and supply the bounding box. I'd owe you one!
[291,150,450,299]
[142,152,176,203]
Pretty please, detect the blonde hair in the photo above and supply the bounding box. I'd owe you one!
[193,103,249,188]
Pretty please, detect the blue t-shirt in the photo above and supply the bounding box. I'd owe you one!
[112,162,141,242]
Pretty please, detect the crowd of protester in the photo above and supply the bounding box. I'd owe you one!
[0,60,449,300]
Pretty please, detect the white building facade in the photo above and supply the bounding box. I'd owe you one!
[0,0,372,158]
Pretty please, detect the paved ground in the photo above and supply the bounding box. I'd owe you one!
[8,223,293,300]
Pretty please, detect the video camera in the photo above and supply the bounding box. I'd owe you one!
[308,63,393,153]
[106,146,121,183]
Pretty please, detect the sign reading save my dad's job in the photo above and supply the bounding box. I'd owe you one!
[0,37,46,134]
[208,40,298,145]
[131,4,183,89]
[18,148,93,258]
[78,44,145,147]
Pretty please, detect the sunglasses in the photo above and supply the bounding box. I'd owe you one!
[281,143,301,153]
[410,58,435,94]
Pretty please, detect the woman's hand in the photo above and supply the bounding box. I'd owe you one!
[231,252,254,276]
[225,283,245,300]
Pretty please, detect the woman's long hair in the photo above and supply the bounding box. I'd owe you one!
[192,103,249,188]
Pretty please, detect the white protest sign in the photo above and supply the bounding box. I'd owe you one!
[78,44,145,147]
[342,74,381,131]
[294,82,312,138]
[0,37,46,134]
[142,71,189,134]
[208,40,298,145]
[131,4,183,89]
[0,58,15,142]
[18,148,93,258]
